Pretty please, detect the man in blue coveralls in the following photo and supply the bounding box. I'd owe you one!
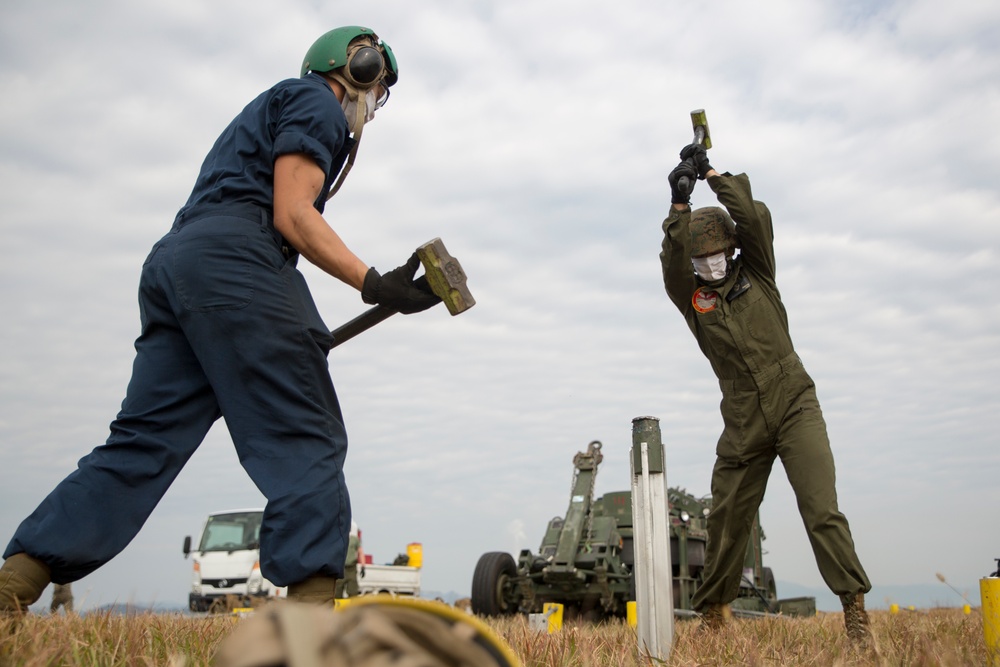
[0,26,439,611]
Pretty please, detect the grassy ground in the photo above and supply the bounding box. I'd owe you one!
[0,607,988,666]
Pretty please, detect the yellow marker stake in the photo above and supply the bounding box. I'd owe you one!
[544,603,564,633]
[627,600,638,628]
[983,577,1000,667]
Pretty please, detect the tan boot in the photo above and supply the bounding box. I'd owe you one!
[286,576,338,605]
[840,593,873,646]
[697,603,732,632]
[0,553,51,613]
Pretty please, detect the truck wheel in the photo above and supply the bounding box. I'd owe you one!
[471,552,520,616]
[762,567,777,601]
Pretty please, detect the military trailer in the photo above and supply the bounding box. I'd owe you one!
[470,440,815,619]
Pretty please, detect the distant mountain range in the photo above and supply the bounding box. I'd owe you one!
[775,581,980,612]
[423,582,982,614]
[82,602,190,615]
[32,601,189,616]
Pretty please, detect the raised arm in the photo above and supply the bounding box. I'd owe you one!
[706,172,777,283]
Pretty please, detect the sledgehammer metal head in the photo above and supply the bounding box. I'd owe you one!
[417,237,475,316]
[690,109,712,149]
[329,237,474,349]
[677,108,712,199]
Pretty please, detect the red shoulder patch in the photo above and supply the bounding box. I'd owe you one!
[692,287,719,313]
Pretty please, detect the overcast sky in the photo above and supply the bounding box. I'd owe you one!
[1,0,997,614]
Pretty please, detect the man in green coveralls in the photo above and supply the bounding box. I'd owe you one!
[49,583,73,614]
[335,521,364,598]
[659,144,873,645]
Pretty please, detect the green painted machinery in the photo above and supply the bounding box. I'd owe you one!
[470,440,814,619]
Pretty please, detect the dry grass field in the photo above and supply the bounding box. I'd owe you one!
[0,606,988,666]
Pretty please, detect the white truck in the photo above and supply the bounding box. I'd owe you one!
[182,508,284,612]
[183,508,420,612]
[358,563,421,596]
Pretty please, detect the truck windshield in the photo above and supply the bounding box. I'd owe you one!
[198,512,262,552]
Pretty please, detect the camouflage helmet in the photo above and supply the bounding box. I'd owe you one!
[301,26,398,88]
[690,207,737,257]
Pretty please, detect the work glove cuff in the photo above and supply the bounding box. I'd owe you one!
[668,160,697,205]
[361,267,381,306]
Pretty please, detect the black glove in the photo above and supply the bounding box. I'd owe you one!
[668,160,698,205]
[360,566,366,578]
[680,143,713,180]
[361,252,441,314]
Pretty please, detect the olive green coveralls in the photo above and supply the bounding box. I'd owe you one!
[335,533,361,598]
[660,172,871,609]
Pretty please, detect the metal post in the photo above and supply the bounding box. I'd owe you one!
[629,416,674,661]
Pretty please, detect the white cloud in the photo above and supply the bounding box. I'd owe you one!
[1,0,997,610]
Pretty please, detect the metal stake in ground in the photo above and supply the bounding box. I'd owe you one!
[629,416,675,661]
[330,237,475,348]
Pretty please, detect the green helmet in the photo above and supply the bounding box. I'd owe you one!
[690,207,737,257]
[301,26,398,88]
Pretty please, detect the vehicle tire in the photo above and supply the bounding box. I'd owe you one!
[762,567,777,602]
[471,552,520,616]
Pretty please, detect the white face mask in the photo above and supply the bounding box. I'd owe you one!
[341,89,378,130]
[692,252,729,282]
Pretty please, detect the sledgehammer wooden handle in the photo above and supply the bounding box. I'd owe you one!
[677,109,712,198]
[329,305,397,349]
[329,238,475,349]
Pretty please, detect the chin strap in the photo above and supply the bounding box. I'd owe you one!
[325,72,370,201]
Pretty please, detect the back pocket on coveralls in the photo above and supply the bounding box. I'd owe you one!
[175,235,253,311]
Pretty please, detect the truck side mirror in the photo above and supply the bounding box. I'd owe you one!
[183,535,191,558]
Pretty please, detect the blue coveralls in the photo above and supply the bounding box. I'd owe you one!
[5,73,356,588]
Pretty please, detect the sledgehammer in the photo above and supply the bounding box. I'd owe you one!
[676,109,712,199]
[330,237,475,349]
